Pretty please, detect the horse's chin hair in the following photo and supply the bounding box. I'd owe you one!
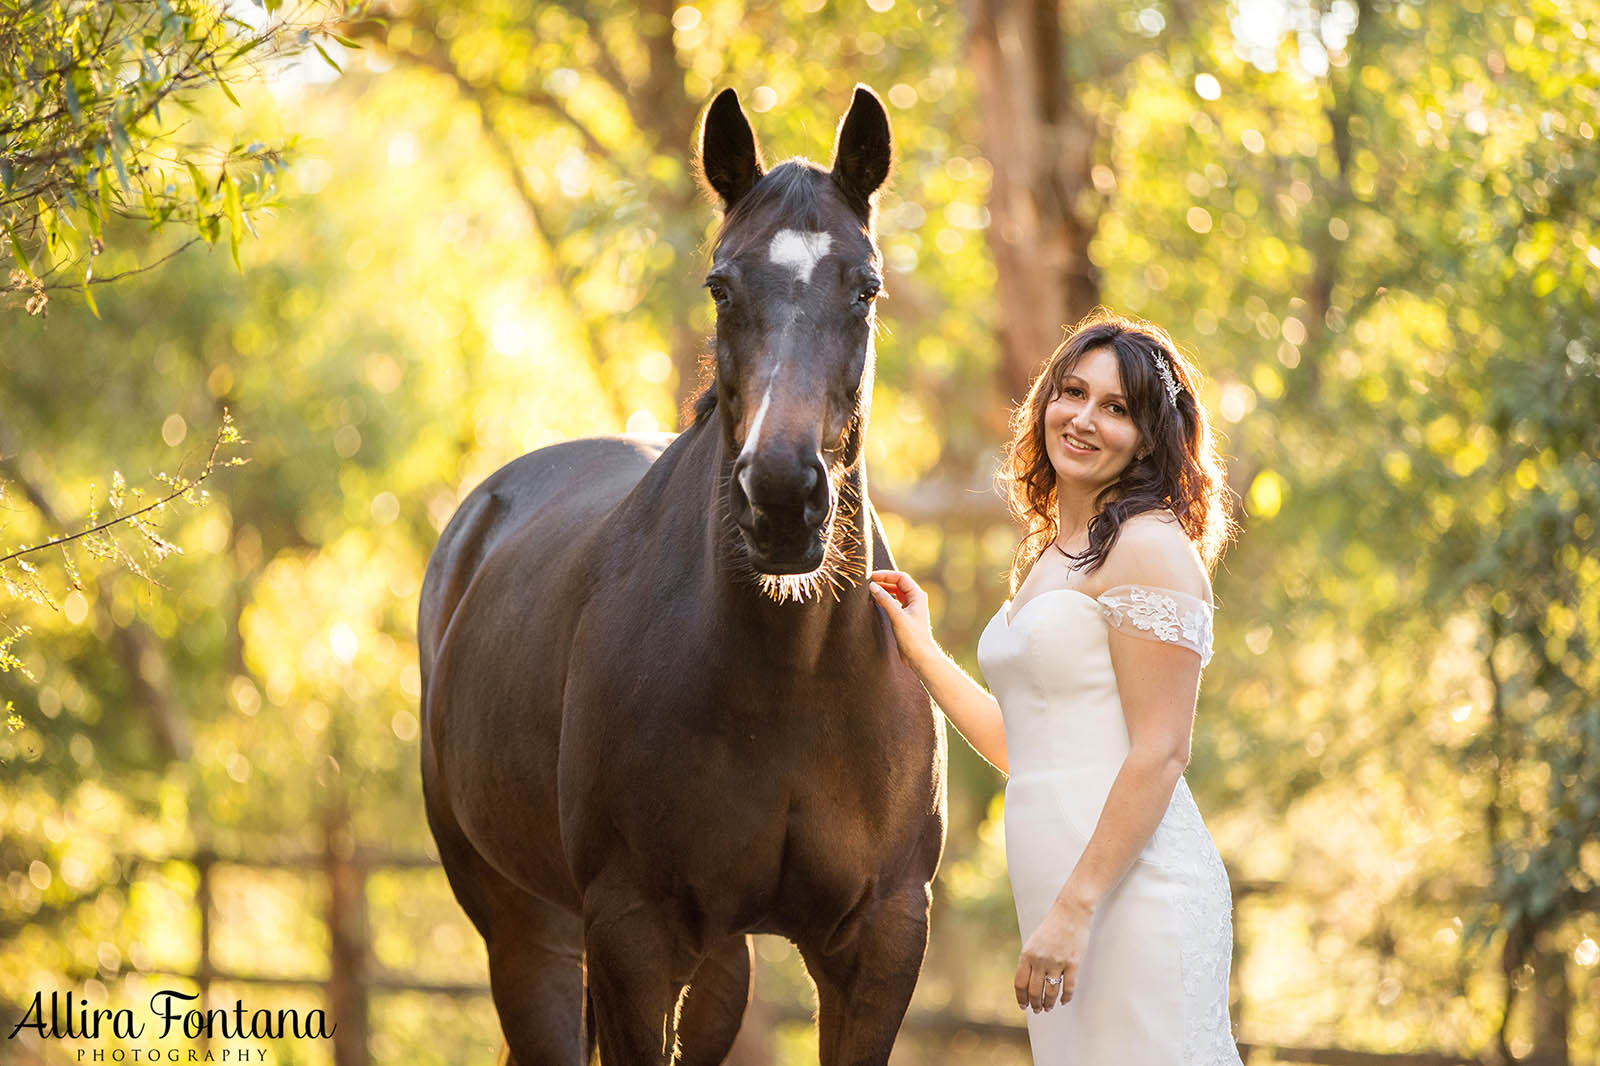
[718,463,867,605]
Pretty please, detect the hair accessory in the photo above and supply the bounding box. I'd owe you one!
[1150,346,1182,404]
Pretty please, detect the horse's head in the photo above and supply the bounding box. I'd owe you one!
[697,86,890,586]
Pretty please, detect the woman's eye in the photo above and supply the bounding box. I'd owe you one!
[1109,403,1127,415]
[1064,387,1084,398]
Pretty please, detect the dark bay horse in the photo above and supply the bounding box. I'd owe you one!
[417,86,947,1065]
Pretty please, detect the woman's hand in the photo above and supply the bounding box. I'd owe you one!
[1014,898,1093,1013]
[867,569,936,666]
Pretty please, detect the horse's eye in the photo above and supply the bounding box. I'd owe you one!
[706,280,731,308]
[855,281,881,306]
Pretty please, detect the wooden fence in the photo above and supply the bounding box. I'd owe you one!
[93,824,1558,1066]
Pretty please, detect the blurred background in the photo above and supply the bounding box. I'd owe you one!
[2,0,1596,1064]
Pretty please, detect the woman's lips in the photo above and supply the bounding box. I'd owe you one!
[1063,434,1098,453]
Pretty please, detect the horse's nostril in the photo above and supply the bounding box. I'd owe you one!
[803,459,829,524]
[731,460,756,526]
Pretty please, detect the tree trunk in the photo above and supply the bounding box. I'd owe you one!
[966,0,1103,403]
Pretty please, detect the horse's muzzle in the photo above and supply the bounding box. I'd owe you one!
[731,453,832,573]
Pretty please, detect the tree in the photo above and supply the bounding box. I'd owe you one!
[0,0,354,316]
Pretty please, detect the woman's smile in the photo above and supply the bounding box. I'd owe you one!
[1062,433,1098,454]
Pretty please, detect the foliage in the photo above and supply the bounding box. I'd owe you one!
[0,414,246,699]
[0,0,358,316]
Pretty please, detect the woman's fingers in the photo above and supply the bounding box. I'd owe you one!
[1042,966,1074,1009]
[868,581,901,606]
[868,569,904,590]
[1016,956,1053,1012]
[868,570,911,605]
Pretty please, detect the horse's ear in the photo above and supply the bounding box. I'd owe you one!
[698,88,765,210]
[830,85,892,218]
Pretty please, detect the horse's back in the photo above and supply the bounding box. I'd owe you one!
[418,434,675,676]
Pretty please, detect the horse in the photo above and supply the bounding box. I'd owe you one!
[416,85,947,1065]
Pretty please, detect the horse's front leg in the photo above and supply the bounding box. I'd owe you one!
[799,882,932,1066]
[583,871,698,1065]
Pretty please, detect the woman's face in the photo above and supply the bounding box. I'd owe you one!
[1042,346,1144,495]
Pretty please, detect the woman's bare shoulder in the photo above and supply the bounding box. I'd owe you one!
[1095,512,1211,603]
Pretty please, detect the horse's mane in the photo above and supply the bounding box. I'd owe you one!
[691,383,718,426]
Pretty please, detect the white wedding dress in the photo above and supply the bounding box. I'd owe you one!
[975,584,1243,1066]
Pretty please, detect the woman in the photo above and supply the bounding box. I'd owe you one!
[869,310,1242,1064]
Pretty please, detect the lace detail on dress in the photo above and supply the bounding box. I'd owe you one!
[1097,584,1215,667]
[1144,779,1241,1065]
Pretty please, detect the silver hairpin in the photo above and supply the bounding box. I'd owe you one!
[1150,348,1182,404]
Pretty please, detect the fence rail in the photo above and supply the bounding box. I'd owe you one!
[95,835,1528,1066]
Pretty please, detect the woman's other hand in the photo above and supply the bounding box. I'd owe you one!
[868,569,935,666]
[1015,898,1092,1012]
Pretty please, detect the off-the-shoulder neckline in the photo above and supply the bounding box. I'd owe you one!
[1002,583,1214,629]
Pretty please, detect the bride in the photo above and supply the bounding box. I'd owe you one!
[869,309,1243,1064]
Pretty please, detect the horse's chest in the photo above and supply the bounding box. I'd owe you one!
[562,661,932,871]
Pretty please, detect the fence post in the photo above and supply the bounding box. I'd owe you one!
[1229,868,1245,1042]
[324,804,370,1066]
[195,849,214,1055]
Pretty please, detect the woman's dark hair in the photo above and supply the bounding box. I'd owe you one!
[999,308,1238,591]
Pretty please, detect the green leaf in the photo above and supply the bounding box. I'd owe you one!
[4,219,34,280]
[329,33,362,49]
[312,41,342,74]
[223,175,243,271]
[111,148,131,194]
[85,189,102,241]
[185,161,208,200]
[217,78,241,108]
[98,163,116,216]
[82,265,100,318]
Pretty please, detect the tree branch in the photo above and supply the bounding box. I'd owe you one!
[340,15,616,162]
[0,427,227,566]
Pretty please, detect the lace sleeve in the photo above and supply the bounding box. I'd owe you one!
[1097,584,1215,666]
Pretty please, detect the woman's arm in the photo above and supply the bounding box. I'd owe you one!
[868,570,1010,775]
[1016,517,1210,1013]
[1057,629,1202,910]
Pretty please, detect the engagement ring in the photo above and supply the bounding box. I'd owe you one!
[1044,976,1063,986]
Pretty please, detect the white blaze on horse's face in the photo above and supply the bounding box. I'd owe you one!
[767,229,834,284]
[738,382,775,465]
